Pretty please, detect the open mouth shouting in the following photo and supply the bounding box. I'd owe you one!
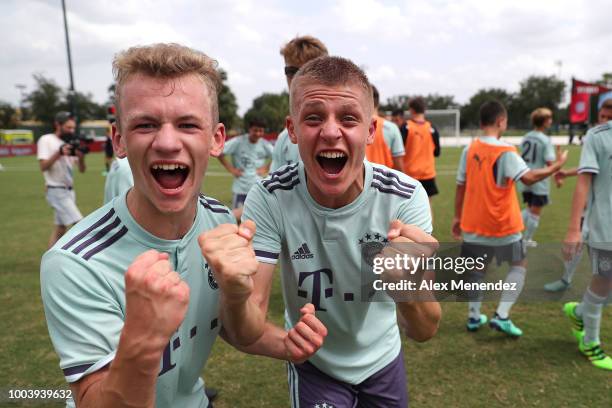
[316,150,348,177]
[150,161,190,192]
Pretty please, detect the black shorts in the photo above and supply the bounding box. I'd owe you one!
[104,140,114,158]
[522,192,549,207]
[418,178,438,197]
[460,240,526,267]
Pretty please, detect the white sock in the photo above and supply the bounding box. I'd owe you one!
[466,271,485,319]
[524,212,540,242]
[521,208,529,226]
[496,266,527,319]
[562,248,583,284]
[581,288,606,344]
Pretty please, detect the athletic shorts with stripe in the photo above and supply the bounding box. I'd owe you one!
[287,351,408,408]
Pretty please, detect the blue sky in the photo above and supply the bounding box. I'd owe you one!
[1,0,610,114]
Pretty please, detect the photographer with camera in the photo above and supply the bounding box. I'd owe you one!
[37,111,86,248]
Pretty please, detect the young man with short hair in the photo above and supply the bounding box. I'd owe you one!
[218,118,273,213]
[561,101,612,370]
[38,111,87,248]
[403,97,441,201]
[241,56,441,407]
[366,85,405,172]
[270,35,328,171]
[41,43,324,408]
[519,107,558,248]
[452,100,567,337]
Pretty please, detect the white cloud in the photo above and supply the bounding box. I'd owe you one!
[1,0,611,116]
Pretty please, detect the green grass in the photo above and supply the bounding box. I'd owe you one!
[0,148,609,407]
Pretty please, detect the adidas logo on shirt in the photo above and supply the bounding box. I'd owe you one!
[291,243,314,260]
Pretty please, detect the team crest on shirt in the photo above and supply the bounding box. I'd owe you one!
[204,262,218,290]
[358,231,388,266]
[314,403,334,408]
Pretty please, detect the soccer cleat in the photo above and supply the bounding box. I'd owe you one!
[578,339,612,371]
[563,302,584,342]
[489,314,523,337]
[466,314,488,332]
[544,279,570,292]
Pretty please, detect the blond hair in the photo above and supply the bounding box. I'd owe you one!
[280,35,328,67]
[113,43,221,125]
[290,56,373,116]
[531,107,553,128]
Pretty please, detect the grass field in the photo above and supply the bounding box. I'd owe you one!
[0,146,610,408]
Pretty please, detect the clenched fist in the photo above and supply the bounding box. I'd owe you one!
[124,250,190,346]
[285,304,328,364]
[198,220,259,306]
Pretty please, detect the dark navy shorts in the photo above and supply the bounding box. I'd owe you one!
[460,240,526,266]
[287,351,408,407]
[418,178,438,197]
[522,192,549,207]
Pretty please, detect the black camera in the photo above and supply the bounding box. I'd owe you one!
[60,132,91,156]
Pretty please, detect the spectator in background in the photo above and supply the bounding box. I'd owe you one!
[37,111,86,248]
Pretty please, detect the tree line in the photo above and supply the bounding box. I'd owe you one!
[2,72,611,134]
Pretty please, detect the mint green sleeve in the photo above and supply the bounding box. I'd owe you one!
[578,133,599,174]
[241,183,282,264]
[223,136,239,155]
[544,138,556,162]
[40,250,124,382]
[270,130,289,171]
[395,183,433,234]
[501,151,530,182]
[383,122,405,157]
[456,147,468,184]
[264,140,274,159]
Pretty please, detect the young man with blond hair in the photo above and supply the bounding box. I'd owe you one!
[452,100,567,337]
[270,35,328,171]
[519,107,559,248]
[41,43,324,408]
[242,56,440,407]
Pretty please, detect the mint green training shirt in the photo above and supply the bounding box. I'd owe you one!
[41,191,234,407]
[242,160,432,384]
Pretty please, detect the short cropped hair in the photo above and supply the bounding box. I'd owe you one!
[391,109,404,118]
[371,85,380,109]
[289,56,373,116]
[479,100,507,127]
[531,107,553,128]
[247,117,266,129]
[408,97,426,114]
[113,43,221,126]
[280,35,329,67]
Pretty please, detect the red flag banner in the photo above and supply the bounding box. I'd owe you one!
[570,79,612,123]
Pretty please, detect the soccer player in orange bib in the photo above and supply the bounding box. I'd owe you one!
[452,100,567,336]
